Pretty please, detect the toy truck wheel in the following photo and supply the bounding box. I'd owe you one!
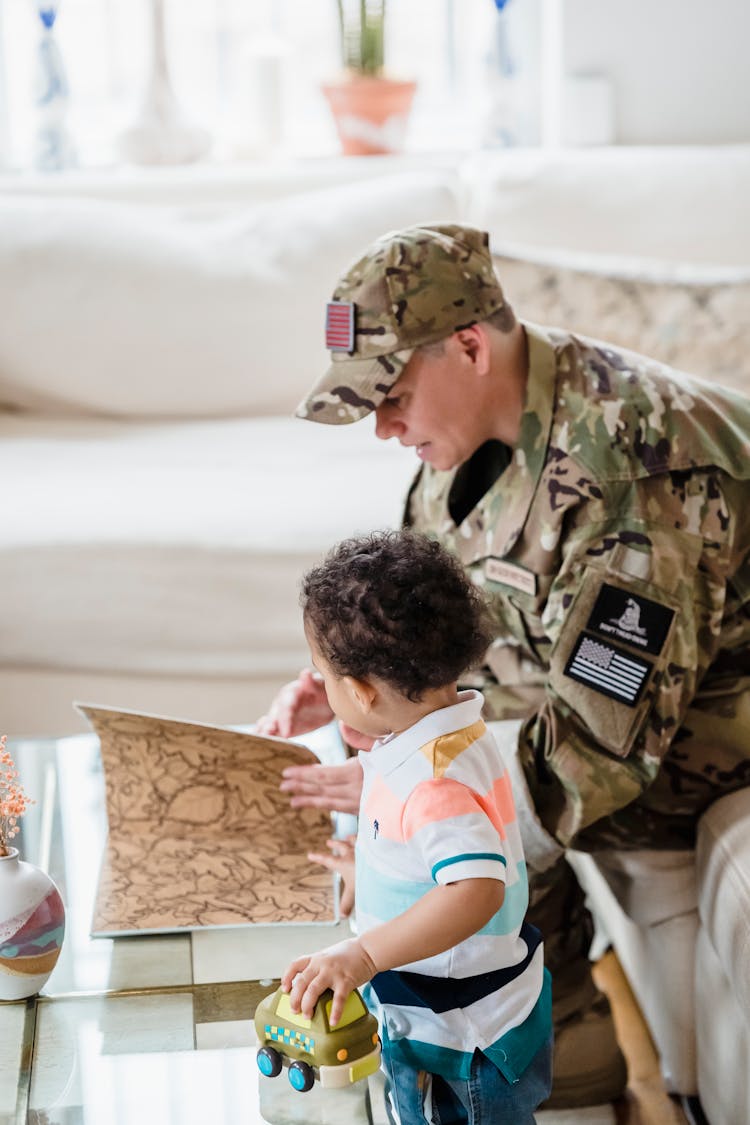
[257,1046,283,1078]
[288,1060,315,1092]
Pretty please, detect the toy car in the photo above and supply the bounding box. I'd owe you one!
[254,985,381,1092]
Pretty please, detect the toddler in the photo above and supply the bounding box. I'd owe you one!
[281,529,552,1124]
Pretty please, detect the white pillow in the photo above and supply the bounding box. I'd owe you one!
[0,170,460,417]
[464,146,750,266]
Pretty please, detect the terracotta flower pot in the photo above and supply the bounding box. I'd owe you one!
[321,74,416,156]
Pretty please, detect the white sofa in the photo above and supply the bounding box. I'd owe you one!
[0,160,460,735]
[2,145,750,1123]
[569,788,750,1125]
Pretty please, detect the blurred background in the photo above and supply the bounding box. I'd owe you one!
[0,0,748,173]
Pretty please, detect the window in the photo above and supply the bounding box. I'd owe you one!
[0,0,545,170]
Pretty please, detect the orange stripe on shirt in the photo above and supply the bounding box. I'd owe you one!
[470,774,517,841]
[489,772,516,829]
[402,778,488,840]
[362,771,407,841]
[402,773,517,841]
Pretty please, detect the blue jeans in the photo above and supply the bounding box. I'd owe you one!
[381,1036,553,1125]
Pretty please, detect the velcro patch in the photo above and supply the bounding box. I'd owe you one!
[564,632,653,707]
[586,583,674,656]
[325,301,355,352]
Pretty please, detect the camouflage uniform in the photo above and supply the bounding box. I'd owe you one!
[404,322,750,858]
[296,223,750,1106]
[400,323,750,1104]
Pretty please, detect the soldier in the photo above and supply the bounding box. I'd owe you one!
[259,222,750,1109]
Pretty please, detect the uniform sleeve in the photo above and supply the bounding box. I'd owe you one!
[517,474,732,851]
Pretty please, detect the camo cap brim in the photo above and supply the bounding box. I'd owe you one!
[295,348,414,425]
[296,222,505,426]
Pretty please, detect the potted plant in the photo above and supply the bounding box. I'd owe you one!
[321,1,416,156]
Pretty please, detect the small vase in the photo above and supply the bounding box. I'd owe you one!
[32,3,77,171]
[321,74,416,156]
[0,848,65,1002]
[118,0,211,165]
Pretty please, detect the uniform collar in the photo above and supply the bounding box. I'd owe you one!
[483,320,558,559]
[361,689,485,776]
[417,322,559,566]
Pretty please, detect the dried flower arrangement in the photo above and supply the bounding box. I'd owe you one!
[0,735,34,857]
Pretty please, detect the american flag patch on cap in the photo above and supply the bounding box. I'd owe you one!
[325,301,355,353]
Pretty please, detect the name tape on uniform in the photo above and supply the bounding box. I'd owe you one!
[484,558,537,596]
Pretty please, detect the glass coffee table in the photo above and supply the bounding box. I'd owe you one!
[1,730,379,1125]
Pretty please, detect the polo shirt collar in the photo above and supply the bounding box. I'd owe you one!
[361,689,484,776]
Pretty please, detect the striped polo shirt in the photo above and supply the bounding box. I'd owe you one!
[356,689,551,1083]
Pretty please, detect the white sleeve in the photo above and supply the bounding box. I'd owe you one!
[487,720,565,874]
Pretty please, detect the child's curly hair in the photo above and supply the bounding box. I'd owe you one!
[301,530,492,701]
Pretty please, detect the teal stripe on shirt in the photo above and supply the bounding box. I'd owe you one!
[379,968,552,1083]
[357,854,528,935]
[478,861,530,936]
[432,852,507,880]
[356,857,434,920]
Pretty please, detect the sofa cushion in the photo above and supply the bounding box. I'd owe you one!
[464,145,750,265]
[568,848,699,1094]
[695,926,750,1125]
[493,248,750,395]
[0,414,417,678]
[696,789,750,1021]
[0,169,460,417]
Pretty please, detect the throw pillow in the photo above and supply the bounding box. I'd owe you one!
[493,250,750,395]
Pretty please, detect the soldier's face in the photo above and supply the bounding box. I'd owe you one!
[373,336,489,471]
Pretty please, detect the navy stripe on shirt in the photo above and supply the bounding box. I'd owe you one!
[370,921,542,1014]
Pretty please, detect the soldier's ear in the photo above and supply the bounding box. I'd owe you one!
[454,324,490,373]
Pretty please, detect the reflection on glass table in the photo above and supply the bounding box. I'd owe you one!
[0,726,368,1125]
[23,985,377,1125]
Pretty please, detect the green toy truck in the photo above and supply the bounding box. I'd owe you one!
[254,985,381,1092]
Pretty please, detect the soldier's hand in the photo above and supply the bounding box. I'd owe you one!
[255,668,333,738]
[307,836,357,916]
[281,756,364,815]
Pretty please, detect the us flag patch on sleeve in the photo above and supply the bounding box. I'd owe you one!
[325,301,355,352]
[564,632,653,707]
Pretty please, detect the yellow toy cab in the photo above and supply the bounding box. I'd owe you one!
[254,986,381,1092]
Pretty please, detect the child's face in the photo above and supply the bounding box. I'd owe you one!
[304,622,389,739]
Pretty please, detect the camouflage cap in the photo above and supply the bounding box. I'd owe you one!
[296,222,506,425]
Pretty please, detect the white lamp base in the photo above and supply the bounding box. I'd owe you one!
[118,75,211,165]
[118,0,211,166]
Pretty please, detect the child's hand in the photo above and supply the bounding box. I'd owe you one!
[308,836,356,917]
[281,939,377,1027]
